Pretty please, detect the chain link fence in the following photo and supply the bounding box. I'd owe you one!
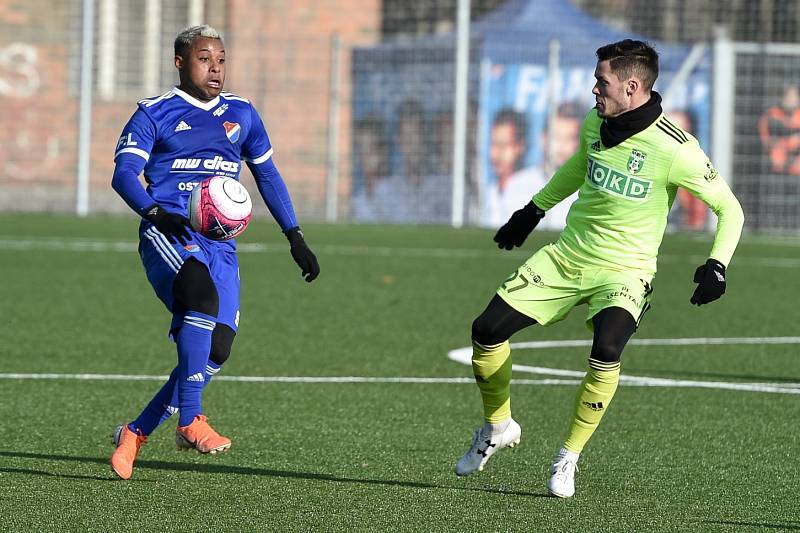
[1,0,799,233]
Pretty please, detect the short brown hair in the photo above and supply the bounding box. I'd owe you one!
[596,39,659,91]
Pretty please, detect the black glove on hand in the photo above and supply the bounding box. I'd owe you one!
[144,204,191,245]
[285,227,320,283]
[690,258,726,306]
[493,201,546,250]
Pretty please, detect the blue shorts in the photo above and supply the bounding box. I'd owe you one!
[138,222,240,337]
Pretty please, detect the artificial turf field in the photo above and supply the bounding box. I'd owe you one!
[1,214,799,532]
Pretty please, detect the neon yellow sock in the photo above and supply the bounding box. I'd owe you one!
[563,359,621,453]
[471,340,512,423]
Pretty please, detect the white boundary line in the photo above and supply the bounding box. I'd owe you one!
[2,337,799,394]
[447,336,800,395]
[0,373,578,386]
[2,237,800,267]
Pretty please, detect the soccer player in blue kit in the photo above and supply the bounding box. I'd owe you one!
[109,25,320,480]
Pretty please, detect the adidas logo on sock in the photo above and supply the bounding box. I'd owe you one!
[174,121,192,132]
[165,405,178,414]
[187,372,205,382]
[582,401,604,411]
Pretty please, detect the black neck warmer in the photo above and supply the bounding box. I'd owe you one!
[599,91,663,148]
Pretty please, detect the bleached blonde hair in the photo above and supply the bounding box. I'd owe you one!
[174,25,223,57]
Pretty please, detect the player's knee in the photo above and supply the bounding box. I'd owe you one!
[174,259,219,317]
[209,324,235,365]
[591,307,636,363]
[191,293,219,317]
[590,340,623,363]
[471,295,535,346]
[471,315,508,346]
[209,336,232,366]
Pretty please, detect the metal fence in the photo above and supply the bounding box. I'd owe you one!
[2,0,799,233]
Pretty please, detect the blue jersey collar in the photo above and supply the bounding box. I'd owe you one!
[172,87,220,111]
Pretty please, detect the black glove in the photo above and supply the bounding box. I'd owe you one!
[144,204,191,245]
[690,258,726,306]
[493,201,546,250]
[285,227,320,283]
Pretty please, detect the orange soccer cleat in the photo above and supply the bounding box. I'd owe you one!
[175,415,231,454]
[111,425,148,480]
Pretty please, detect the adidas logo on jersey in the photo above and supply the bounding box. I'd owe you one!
[187,372,205,382]
[174,121,192,132]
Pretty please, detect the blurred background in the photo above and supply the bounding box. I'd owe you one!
[2,0,800,233]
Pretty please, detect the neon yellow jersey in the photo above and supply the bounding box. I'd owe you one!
[533,109,744,277]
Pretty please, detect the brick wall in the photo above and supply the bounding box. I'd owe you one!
[0,1,78,210]
[226,0,380,219]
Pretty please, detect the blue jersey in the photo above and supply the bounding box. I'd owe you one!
[112,88,296,332]
[114,87,275,215]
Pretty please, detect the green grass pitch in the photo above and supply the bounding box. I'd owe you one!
[1,214,799,532]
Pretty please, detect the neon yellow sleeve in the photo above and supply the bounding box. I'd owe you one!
[533,111,597,210]
[532,144,587,211]
[668,142,745,266]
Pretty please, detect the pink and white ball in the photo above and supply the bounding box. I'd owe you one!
[188,176,252,240]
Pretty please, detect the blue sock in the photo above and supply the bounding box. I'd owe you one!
[130,359,223,435]
[205,360,222,384]
[129,366,179,436]
[177,311,216,427]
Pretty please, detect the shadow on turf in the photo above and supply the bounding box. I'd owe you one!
[0,467,119,482]
[0,451,549,497]
[700,520,800,531]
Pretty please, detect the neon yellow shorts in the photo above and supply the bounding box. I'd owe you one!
[496,244,653,330]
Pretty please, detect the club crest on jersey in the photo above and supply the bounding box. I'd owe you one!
[704,160,719,182]
[223,121,241,143]
[627,149,646,174]
[184,244,200,253]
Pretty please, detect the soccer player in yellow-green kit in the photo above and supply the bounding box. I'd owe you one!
[455,39,744,498]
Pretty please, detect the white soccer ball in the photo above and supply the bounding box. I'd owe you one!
[188,176,253,240]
